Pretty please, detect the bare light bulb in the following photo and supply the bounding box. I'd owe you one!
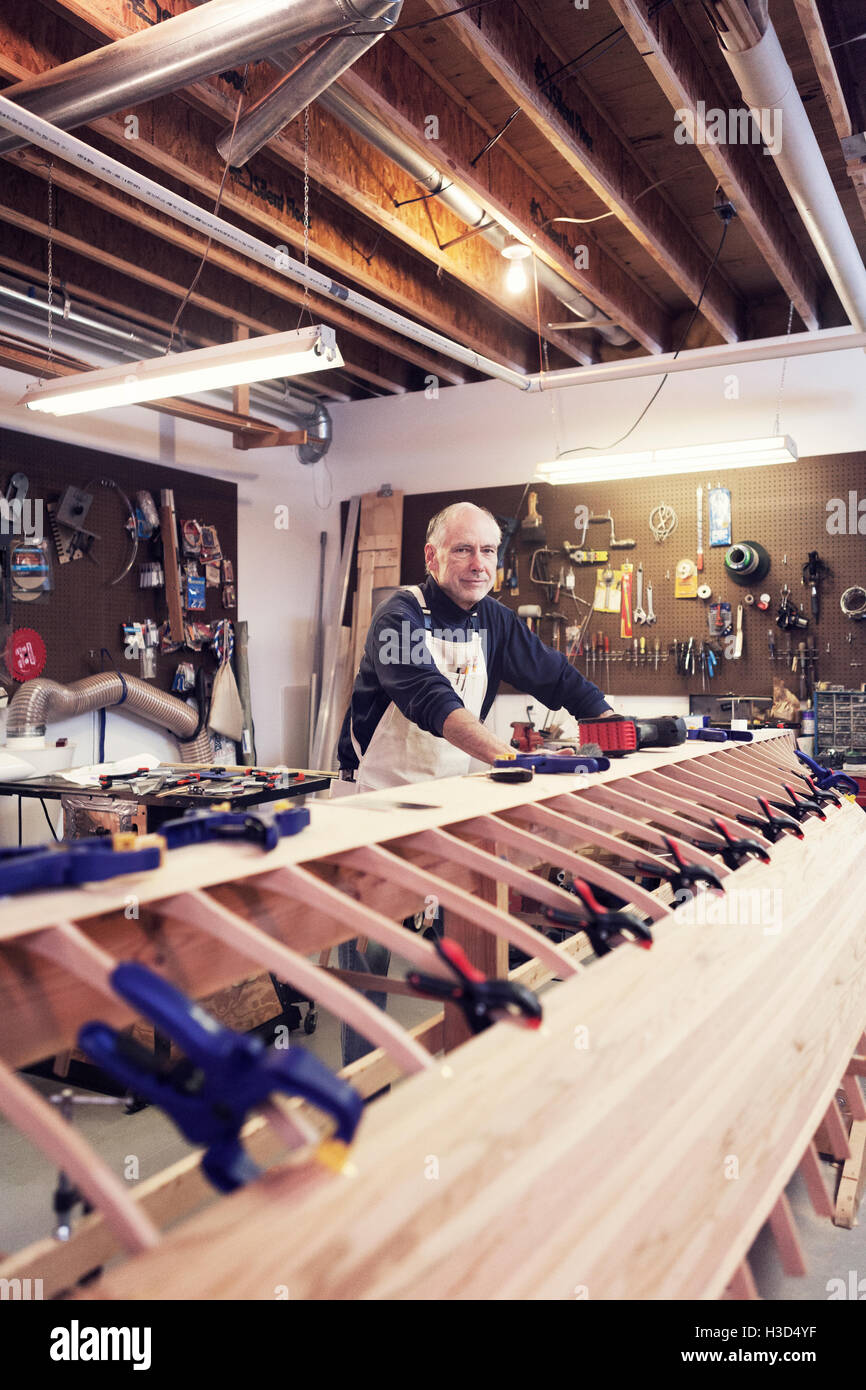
[505,260,528,294]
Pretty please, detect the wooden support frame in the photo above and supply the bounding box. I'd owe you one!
[2,731,865,1299]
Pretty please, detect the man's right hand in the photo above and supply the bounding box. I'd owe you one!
[442,708,514,765]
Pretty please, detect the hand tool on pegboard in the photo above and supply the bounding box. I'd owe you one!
[79,962,363,1191]
[802,551,830,622]
[521,491,545,543]
[696,485,704,572]
[159,489,185,643]
[620,565,633,638]
[494,516,519,592]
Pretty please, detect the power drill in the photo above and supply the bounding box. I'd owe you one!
[577,713,686,756]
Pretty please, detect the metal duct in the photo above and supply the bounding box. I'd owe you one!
[7,674,214,763]
[217,2,402,167]
[0,0,388,157]
[294,399,332,464]
[302,75,633,348]
[714,16,866,330]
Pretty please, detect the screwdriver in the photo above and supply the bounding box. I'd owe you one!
[604,633,610,689]
[654,637,660,671]
[768,628,775,662]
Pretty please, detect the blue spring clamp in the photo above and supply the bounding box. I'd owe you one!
[494,752,611,774]
[79,963,363,1193]
[159,802,310,852]
[0,833,163,897]
[794,748,859,795]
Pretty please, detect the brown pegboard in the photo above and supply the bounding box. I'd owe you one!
[0,428,237,689]
[401,454,866,702]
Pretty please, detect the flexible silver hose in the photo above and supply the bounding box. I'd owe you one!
[7,674,214,762]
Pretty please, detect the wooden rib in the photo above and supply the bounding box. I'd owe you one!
[583,784,727,846]
[337,844,580,978]
[26,920,117,988]
[798,1141,834,1219]
[767,1193,807,1277]
[712,751,805,798]
[603,777,724,830]
[0,1056,159,1254]
[640,769,755,819]
[158,891,434,1076]
[255,864,453,980]
[654,765,761,814]
[724,1260,760,1299]
[403,827,654,931]
[452,815,669,921]
[546,793,730,876]
[502,801,674,873]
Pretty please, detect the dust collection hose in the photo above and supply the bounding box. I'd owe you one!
[6,673,213,762]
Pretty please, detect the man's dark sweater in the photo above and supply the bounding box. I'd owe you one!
[338,577,611,773]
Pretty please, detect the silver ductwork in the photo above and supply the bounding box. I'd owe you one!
[293,399,332,464]
[217,2,402,166]
[0,0,392,157]
[308,79,633,347]
[713,11,866,330]
[7,675,214,763]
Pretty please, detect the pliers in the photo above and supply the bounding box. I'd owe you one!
[544,878,653,956]
[79,962,363,1193]
[406,935,542,1034]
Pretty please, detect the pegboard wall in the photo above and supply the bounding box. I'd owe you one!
[0,428,238,689]
[401,452,866,703]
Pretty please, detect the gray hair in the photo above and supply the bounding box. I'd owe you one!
[425,503,501,572]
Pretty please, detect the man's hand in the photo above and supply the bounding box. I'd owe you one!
[442,708,514,765]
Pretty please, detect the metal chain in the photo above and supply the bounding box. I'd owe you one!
[773,298,795,436]
[301,105,311,322]
[47,161,55,365]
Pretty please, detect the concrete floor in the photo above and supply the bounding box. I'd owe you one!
[2,955,865,1300]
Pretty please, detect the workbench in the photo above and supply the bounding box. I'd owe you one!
[0,766,331,833]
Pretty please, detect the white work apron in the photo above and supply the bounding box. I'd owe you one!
[352,584,488,793]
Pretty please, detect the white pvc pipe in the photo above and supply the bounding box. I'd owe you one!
[720,21,866,330]
[0,96,531,392]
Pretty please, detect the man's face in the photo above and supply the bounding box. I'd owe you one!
[425,508,500,610]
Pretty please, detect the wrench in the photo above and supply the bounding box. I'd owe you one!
[645,581,656,624]
[633,563,647,624]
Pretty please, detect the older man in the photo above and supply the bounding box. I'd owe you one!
[334,500,612,1067]
[338,501,611,790]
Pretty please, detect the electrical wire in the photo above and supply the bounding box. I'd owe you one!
[468,0,676,165]
[535,164,706,228]
[166,65,249,351]
[352,0,505,36]
[556,214,733,458]
[40,797,59,840]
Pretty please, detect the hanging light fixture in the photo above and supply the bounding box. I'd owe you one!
[535,435,798,484]
[17,325,343,417]
[501,237,531,295]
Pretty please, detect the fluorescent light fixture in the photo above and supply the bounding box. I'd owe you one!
[536,435,797,484]
[18,324,343,416]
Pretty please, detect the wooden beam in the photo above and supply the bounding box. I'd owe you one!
[607,0,820,329]
[793,0,866,229]
[0,157,467,391]
[419,0,745,343]
[0,5,581,373]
